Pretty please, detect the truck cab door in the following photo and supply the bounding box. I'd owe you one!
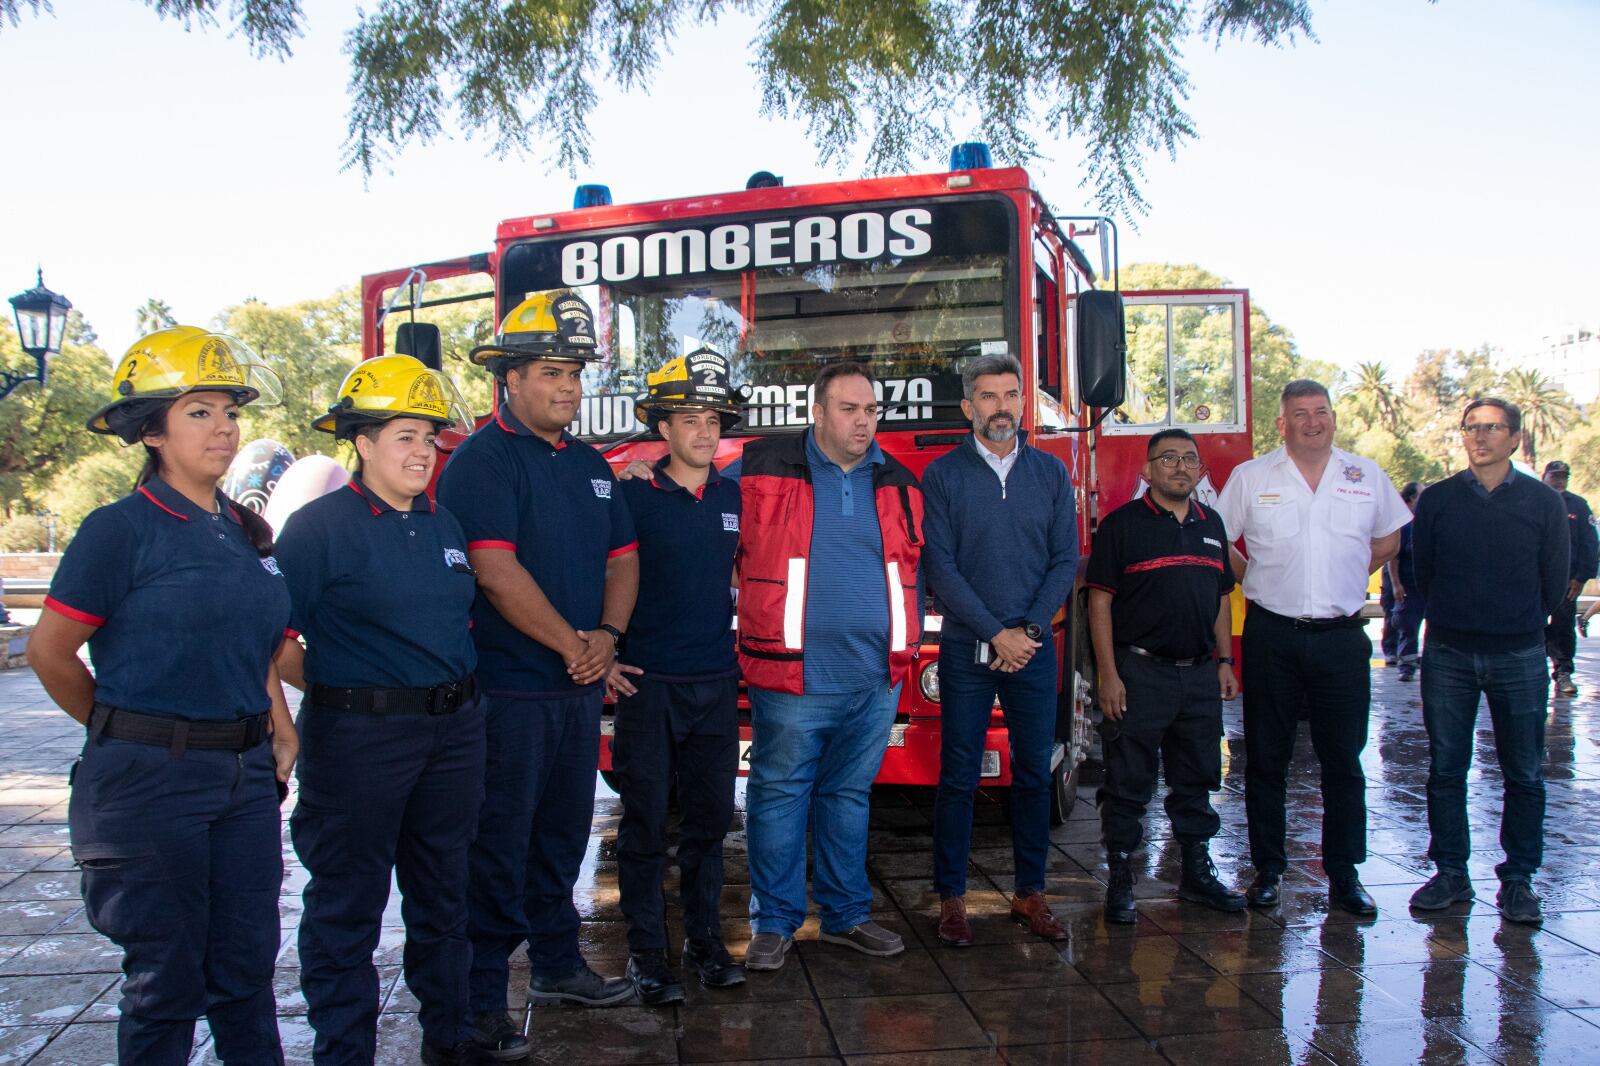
[360,253,497,368]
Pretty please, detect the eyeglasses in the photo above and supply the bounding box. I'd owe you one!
[1151,453,1202,469]
[1461,422,1511,436]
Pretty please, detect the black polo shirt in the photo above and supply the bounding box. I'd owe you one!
[1085,493,1235,660]
[617,458,740,680]
[273,478,478,689]
[435,405,637,696]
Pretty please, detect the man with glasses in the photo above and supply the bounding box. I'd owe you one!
[1407,399,1569,925]
[1217,380,1410,916]
[1541,460,1597,697]
[1086,429,1244,923]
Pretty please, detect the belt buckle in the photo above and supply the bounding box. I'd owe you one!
[427,683,457,716]
[1293,615,1315,630]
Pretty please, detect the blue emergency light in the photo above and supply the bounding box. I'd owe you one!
[573,184,613,208]
[949,142,993,171]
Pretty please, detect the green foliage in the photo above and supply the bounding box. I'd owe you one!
[134,297,178,336]
[0,1,306,57]
[1500,367,1577,468]
[0,328,113,518]
[40,445,145,538]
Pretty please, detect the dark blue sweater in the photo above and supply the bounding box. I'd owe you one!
[1413,468,1569,653]
[921,434,1079,643]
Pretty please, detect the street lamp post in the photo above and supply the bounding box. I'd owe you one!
[4,269,73,400]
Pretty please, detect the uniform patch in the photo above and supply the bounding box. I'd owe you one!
[444,548,468,568]
[591,478,612,499]
[1203,537,1222,548]
[722,512,739,532]
[260,555,282,576]
[1341,462,1365,484]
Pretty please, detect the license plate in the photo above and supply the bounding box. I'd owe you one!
[739,739,753,767]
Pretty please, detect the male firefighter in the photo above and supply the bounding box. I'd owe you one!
[1086,428,1246,923]
[738,361,924,972]
[1216,379,1410,917]
[1542,460,1598,696]
[921,354,1078,945]
[436,291,639,1060]
[609,350,747,1003]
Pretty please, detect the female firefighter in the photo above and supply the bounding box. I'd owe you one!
[27,326,296,1066]
[270,354,485,1066]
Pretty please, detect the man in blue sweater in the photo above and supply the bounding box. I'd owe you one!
[922,354,1079,945]
[1408,398,1569,925]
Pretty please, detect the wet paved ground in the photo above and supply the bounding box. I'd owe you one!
[3,623,1600,1064]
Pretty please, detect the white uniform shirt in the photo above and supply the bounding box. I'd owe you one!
[974,434,1021,492]
[1216,445,1411,618]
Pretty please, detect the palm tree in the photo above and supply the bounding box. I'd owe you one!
[134,298,177,335]
[1500,367,1578,466]
[1348,361,1404,433]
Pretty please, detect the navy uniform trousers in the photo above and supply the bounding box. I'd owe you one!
[467,691,603,1014]
[292,697,486,1064]
[613,676,740,954]
[69,734,284,1066]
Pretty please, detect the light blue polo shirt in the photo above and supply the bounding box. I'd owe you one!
[803,430,890,694]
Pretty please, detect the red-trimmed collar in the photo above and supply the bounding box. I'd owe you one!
[649,455,721,497]
[494,404,570,449]
[139,477,243,524]
[347,476,435,516]
[1141,490,1205,524]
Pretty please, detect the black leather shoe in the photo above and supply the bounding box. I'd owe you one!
[465,1012,529,1062]
[1104,851,1138,924]
[627,952,686,1005]
[528,964,636,1007]
[1177,842,1247,913]
[683,938,748,987]
[1329,876,1378,916]
[1246,871,1282,908]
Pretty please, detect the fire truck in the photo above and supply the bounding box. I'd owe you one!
[358,144,1254,823]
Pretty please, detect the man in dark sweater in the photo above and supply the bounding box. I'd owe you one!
[1408,397,1569,925]
[922,354,1078,946]
[1541,460,1598,696]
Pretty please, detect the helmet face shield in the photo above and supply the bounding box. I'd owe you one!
[89,328,283,440]
[314,355,476,449]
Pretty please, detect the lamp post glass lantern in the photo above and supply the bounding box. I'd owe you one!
[4,269,72,399]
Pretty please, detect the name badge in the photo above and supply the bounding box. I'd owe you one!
[1255,492,1282,506]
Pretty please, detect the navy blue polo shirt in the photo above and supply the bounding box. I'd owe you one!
[618,458,739,680]
[273,478,478,689]
[45,477,291,721]
[436,406,637,696]
[804,430,890,694]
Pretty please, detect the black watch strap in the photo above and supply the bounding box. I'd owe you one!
[598,623,625,648]
[1215,656,1235,666]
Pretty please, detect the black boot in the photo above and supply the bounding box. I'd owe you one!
[1178,842,1247,913]
[1105,851,1138,924]
[683,938,748,987]
[627,951,686,1006]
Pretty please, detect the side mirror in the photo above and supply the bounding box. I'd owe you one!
[1075,290,1126,409]
[395,322,443,370]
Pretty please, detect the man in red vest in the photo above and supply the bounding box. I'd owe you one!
[736,361,924,972]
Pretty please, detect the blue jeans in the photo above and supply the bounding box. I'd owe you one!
[1421,640,1548,880]
[932,641,1057,897]
[745,683,899,936]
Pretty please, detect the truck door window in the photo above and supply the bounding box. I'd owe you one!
[1105,292,1245,433]
[1171,302,1237,426]
[1118,304,1170,425]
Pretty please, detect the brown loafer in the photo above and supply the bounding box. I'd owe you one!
[1010,891,1068,942]
[937,895,974,947]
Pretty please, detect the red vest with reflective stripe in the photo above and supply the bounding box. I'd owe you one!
[736,433,924,694]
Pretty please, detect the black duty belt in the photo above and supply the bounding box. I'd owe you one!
[308,676,478,717]
[89,703,270,755]
[1123,645,1211,668]
[1253,605,1366,632]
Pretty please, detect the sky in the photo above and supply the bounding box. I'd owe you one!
[1,0,1596,382]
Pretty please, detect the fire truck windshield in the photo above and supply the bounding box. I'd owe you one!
[497,196,1018,439]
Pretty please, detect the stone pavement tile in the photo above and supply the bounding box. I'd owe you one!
[0,870,77,902]
[846,1047,1006,1065]
[1356,958,1558,1018]
[1300,919,1462,968]
[0,971,114,1027]
[0,846,61,878]
[1541,910,1600,954]
[0,1023,64,1063]
[1157,1028,1335,1065]
[1095,974,1280,1039]
[1481,952,1600,1010]
[517,1004,677,1065]
[798,942,953,998]
[575,918,631,961]
[373,1010,426,1065]
[1426,913,1595,962]
[191,1017,315,1064]
[1002,1038,1170,1065]
[1136,898,1278,936]
[22,1020,117,1065]
[0,899,79,935]
[682,947,811,1007]
[47,905,95,935]
[820,991,989,1055]
[1439,1009,1600,1066]
[964,985,1140,1048]
[682,1060,835,1066]
[1230,965,1415,1026]
[0,933,122,976]
[1174,927,1340,976]
[1296,1018,1499,1065]
[1062,932,1214,986]
[677,999,838,1062]
[932,940,1083,992]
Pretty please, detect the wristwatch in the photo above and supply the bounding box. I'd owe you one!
[598,624,625,649]
[1215,656,1235,666]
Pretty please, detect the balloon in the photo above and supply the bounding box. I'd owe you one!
[262,455,351,536]
[223,438,295,513]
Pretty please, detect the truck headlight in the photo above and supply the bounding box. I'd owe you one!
[919,662,940,703]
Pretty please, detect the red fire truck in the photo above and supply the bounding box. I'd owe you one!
[358,145,1254,822]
